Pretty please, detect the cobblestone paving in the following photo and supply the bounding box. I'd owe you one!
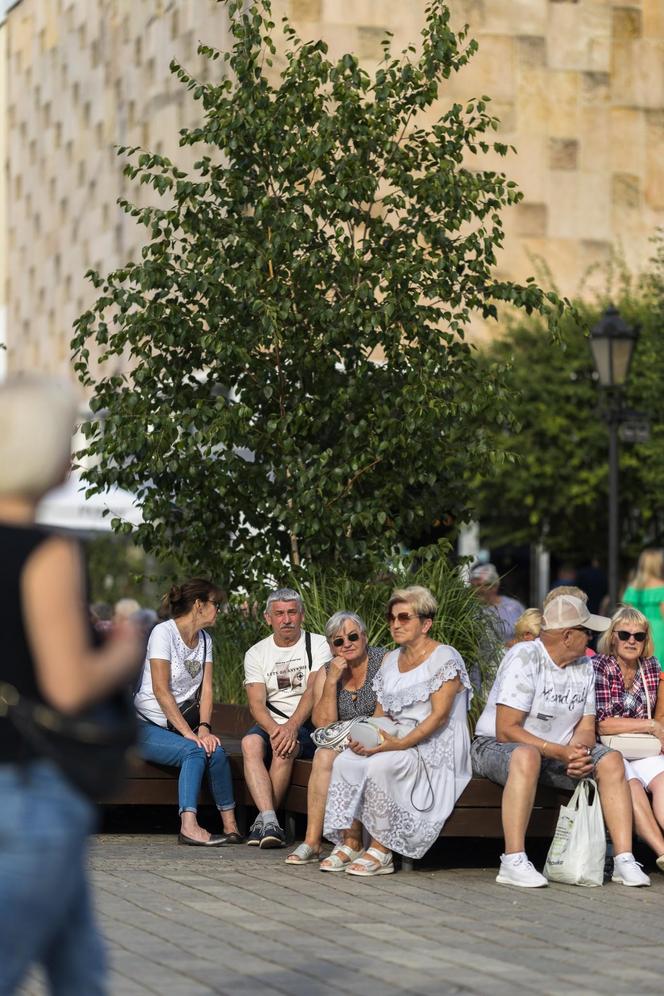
[21,835,664,995]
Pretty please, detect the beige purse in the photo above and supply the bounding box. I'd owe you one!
[600,662,662,760]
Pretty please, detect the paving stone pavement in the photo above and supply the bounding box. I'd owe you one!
[20,835,664,996]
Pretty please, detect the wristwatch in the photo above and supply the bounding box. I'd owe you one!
[198,722,212,732]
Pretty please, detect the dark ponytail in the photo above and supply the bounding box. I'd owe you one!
[159,578,225,619]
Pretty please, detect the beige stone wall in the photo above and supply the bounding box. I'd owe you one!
[4,0,663,376]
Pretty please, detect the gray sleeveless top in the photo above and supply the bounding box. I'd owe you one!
[324,645,386,720]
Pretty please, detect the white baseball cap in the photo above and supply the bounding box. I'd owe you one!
[541,594,610,632]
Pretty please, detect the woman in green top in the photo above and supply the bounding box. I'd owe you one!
[623,549,664,670]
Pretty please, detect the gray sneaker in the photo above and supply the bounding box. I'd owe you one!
[260,821,286,848]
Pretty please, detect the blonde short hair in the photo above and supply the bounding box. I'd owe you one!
[542,585,588,608]
[387,585,437,620]
[0,376,77,499]
[514,608,542,641]
[597,605,654,658]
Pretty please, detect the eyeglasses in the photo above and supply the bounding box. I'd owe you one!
[386,611,421,624]
[570,626,593,638]
[616,630,647,643]
[210,602,222,612]
[332,632,360,647]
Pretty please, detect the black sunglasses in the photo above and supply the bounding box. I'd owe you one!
[332,632,360,647]
[616,630,647,643]
[570,626,593,638]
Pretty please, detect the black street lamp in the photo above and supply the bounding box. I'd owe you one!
[589,306,640,610]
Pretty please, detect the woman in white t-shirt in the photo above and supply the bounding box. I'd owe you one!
[135,579,241,846]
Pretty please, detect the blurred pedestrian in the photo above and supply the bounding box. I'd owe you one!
[0,376,142,993]
[469,563,525,644]
[622,550,664,669]
[113,596,141,622]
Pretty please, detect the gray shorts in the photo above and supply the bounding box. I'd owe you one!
[471,736,613,792]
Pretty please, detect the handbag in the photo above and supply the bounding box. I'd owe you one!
[311,716,413,751]
[543,778,606,887]
[0,681,136,802]
[600,661,662,760]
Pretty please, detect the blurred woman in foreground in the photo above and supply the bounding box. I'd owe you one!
[0,377,141,994]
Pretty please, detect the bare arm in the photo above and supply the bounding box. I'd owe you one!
[246,682,280,736]
[198,656,214,729]
[496,704,595,773]
[311,660,345,728]
[22,536,141,713]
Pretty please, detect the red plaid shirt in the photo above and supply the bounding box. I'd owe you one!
[592,654,660,722]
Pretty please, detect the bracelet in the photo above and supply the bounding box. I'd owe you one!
[541,741,548,757]
[198,722,212,732]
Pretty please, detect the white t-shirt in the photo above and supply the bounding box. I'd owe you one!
[134,619,213,727]
[474,638,596,745]
[243,631,331,723]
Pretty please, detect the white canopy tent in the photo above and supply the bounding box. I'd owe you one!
[36,470,143,533]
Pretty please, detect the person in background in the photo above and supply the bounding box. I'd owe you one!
[0,376,142,993]
[130,607,159,644]
[622,549,664,668]
[113,597,141,623]
[550,563,577,589]
[469,563,525,644]
[241,588,331,848]
[285,611,386,868]
[90,601,113,637]
[593,606,664,871]
[508,608,542,647]
[135,579,241,846]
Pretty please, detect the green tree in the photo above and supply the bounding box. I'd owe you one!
[72,0,566,588]
[474,271,664,570]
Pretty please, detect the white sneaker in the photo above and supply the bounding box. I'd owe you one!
[496,854,548,888]
[612,854,651,887]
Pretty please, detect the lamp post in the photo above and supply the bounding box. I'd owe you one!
[589,306,640,611]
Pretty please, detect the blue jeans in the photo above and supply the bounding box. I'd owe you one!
[137,721,235,814]
[0,760,106,995]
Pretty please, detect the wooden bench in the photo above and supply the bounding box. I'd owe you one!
[103,703,570,867]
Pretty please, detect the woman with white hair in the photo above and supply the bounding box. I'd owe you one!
[0,376,141,993]
[323,585,473,876]
[285,611,386,867]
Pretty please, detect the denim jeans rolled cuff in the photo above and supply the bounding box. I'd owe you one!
[471,735,613,792]
[137,720,236,815]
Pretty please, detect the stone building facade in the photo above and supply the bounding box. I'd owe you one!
[1,0,663,377]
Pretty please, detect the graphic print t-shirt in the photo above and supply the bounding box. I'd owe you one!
[134,619,212,727]
[243,631,331,722]
[474,638,595,744]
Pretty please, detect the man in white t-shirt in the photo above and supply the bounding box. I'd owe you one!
[472,594,650,888]
[241,587,331,848]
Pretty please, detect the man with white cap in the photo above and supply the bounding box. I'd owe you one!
[472,593,650,887]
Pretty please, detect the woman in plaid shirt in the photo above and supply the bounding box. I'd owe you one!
[594,607,664,870]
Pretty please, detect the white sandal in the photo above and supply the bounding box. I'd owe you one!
[345,847,394,877]
[284,843,321,865]
[319,843,363,872]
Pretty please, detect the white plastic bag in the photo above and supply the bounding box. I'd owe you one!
[543,778,605,887]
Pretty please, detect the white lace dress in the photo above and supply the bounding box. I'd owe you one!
[323,645,472,859]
